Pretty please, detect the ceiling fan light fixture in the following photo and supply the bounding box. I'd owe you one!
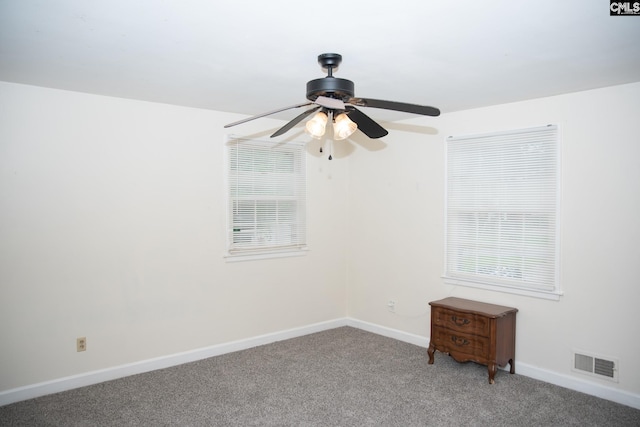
[333,112,357,140]
[305,111,328,139]
[223,54,440,145]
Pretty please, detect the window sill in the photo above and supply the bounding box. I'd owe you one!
[224,248,308,263]
[442,276,563,301]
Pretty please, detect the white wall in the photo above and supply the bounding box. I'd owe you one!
[346,82,640,397]
[0,82,349,391]
[2,80,639,405]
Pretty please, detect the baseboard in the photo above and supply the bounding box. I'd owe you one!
[516,362,640,410]
[2,317,639,411]
[0,318,347,407]
[345,317,430,348]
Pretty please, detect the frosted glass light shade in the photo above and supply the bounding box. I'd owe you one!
[333,113,357,140]
[305,112,328,139]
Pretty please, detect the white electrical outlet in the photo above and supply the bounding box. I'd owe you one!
[387,300,396,313]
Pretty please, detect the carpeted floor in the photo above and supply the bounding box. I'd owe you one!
[1,326,639,426]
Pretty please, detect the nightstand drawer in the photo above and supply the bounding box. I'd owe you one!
[431,326,490,357]
[432,307,490,336]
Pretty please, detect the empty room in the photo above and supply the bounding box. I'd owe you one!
[1,1,639,425]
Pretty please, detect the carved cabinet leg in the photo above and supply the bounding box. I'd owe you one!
[488,363,497,384]
[509,358,515,374]
[427,343,435,364]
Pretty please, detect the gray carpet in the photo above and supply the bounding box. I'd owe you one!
[1,327,638,426]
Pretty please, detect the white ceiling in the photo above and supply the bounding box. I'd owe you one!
[1,0,639,123]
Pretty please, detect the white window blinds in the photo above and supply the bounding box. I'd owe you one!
[226,137,307,257]
[444,125,560,296]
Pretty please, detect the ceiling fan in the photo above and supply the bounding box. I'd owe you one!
[224,53,440,143]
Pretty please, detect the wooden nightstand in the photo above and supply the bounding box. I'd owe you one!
[427,297,517,384]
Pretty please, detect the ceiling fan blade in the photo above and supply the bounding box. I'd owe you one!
[270,106,321,138]
[224,102,314,128]
[314,95,345,110]
[346,106,389,139]
[347,97,440,117]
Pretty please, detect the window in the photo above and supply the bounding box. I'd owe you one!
[225,136,307,260]
[444,125,561,299]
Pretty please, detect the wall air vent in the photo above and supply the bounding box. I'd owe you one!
[572,350,618,382]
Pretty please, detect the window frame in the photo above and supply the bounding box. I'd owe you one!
[443,125,562,300]
[224,135,308,262]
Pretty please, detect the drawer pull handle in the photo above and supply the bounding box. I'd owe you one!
[451,315,470,326]
[451,335,470,347]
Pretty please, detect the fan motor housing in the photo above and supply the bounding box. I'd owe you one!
[306,77,355,102]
